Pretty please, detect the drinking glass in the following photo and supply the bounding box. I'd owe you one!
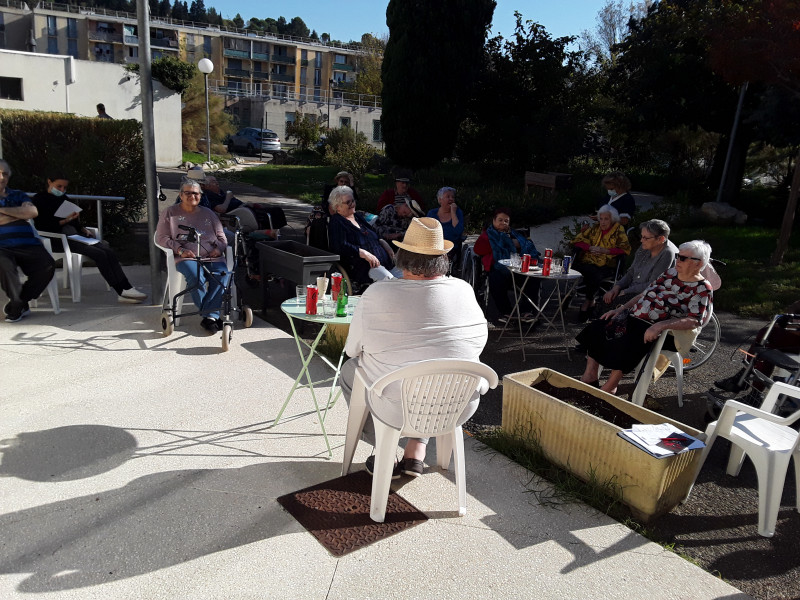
[551,259,562,275]
[510,253,521,270]
[322,299,336,318]
[295,285,307,306]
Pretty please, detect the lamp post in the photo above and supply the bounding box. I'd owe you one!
[327,78,334,125]
[197,58,214,163]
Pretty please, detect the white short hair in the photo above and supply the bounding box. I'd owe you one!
[679,240,712,268]
[597,204,620,223]
[328,185,354,212]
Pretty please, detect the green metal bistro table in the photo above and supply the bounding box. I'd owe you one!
[273,296,359,457]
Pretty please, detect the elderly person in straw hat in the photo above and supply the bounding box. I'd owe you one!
[340,217,489,477]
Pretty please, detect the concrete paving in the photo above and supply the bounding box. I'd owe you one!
[0,263,751,599]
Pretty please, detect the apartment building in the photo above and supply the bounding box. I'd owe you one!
[0,0,384,147]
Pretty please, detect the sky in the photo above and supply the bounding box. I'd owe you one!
[205,1,610,44]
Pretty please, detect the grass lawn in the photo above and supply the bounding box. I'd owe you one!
[670,224,800,317]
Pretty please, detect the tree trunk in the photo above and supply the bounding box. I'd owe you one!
[718,131,751,204]
[769,148,800,266]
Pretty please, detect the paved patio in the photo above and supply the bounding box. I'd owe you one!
[0,265,751,599]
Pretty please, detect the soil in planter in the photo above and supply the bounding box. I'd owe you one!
[531,380,642,429]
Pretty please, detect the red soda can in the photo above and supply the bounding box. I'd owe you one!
[542,257,552,276]
[544,248,553,258]
[305,285,319,315]
[532,257,538,268]
[521,254,531,273]
[562,256,571,274]
[331,273,342,301]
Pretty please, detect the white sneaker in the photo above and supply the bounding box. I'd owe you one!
[121,287,147,300]
[118,295,142,304]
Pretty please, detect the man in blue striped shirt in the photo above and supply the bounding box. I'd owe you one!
[0,159,56,322]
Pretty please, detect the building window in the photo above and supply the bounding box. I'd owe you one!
[0,76,23,100]
[300,66,307,84]
[372,119,383,142]
[274,44,287,56]
[47,16,58,54]
[314,52,322,68]
[314,69,321,86]
[301,49,307,60]
[128,46,138,59]
[334,53,346,64]
[47,15,57,36]
[67,17,77,39]
[203,36,211,55]
[95,43,113,62]
[0,13,5,49]
[313,86,321,102]
[185,33,194,46]
[67,38,78,58]
[339,117,351,128]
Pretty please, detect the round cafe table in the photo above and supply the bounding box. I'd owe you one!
[273,295,359,457]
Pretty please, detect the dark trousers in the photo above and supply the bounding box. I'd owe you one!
[0,244,56,311]
[68,239,131,295]
[574,262,616,301]
[488,266,539,316]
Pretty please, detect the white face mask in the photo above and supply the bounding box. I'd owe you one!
[607,189,617,197]
[50,188,65,197]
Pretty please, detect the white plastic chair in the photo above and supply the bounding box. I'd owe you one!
[154,233,234,327]
[341,359,499,523]
[684,381,800,537]
[19,235,61,315]
[38,227,102,302]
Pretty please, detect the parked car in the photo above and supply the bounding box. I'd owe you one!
[226,128,281,154]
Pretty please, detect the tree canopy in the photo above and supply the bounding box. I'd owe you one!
[381,0,496,169]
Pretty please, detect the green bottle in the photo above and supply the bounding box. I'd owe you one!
[336,279,348,317]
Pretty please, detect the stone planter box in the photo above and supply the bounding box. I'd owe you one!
[502,368,703,522]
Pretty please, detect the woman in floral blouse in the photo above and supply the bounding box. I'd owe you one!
[575,240,714,395]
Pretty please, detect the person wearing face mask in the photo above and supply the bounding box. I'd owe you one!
[592,172,636,227]
[32,173,147,304]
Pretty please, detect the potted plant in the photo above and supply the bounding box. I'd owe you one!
[502,368,703,522]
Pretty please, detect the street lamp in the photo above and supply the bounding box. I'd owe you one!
[197,58,214,163]
[327,78,334,125]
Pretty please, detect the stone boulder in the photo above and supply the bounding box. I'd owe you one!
[701,202,748,225]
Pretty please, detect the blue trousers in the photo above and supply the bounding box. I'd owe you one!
[176,259,230,320]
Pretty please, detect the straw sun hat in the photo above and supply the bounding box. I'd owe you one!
[393,217,453,256]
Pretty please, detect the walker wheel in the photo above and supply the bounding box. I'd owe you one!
[221,323,232,352]
[161,312,173,336]
[243,306,254,328]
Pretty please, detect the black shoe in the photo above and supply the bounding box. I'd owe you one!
[400,458,424,477]
[201,317,221,333]
[364,455,401,479]
[4,301,29,322]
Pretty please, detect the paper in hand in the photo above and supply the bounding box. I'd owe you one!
[54,200,83,218]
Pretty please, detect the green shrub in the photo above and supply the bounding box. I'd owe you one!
[0,109,146,238]
[323,129,375,187]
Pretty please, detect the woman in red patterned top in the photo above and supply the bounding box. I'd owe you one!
[576,240,713,394]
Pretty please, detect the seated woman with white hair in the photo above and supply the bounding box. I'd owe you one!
[571,204,632,322]
[575,240,714,394]
[327,185,401,285]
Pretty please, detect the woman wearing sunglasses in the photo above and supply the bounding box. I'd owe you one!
[576,240,714,394]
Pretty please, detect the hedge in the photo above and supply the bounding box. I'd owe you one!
[0,109,146,238]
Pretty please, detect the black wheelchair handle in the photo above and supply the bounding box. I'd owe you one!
[178,224,197,231]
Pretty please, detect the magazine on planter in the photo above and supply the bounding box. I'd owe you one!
[618,423,705,458]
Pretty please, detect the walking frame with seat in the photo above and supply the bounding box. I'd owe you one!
[341,359,499,523]
[684,381,800,537]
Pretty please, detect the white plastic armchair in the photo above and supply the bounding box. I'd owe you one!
[341,359,499,523]
[38,227,102,302]
[684,381,800,537]
[21,234,61,314]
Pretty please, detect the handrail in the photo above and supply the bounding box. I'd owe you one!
[25,193,125,239]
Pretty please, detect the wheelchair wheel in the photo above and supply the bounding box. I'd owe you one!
[243,306,254,328]
[161,311,173,337]
[682,313,720,371]
[221,323,233,352]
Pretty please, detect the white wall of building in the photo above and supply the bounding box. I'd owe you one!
[0,49,182,166]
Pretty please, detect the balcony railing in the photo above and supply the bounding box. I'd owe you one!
[271,54,295,64]
[225,68,251,78]
[332,63,355,72]
[88,30,122,43]
[208,79,381,108]
[270,73,294,83]
[252,71,270,80]
[123,35,138,45]
[224,48,249,58]
[151,38,178,49]
[252,51,270,61]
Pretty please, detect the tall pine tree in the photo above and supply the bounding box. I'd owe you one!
[381,0,495,169]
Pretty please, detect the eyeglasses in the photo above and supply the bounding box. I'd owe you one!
[676,254,701,262]
[640,235,656,241]
[181,191,201,196]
